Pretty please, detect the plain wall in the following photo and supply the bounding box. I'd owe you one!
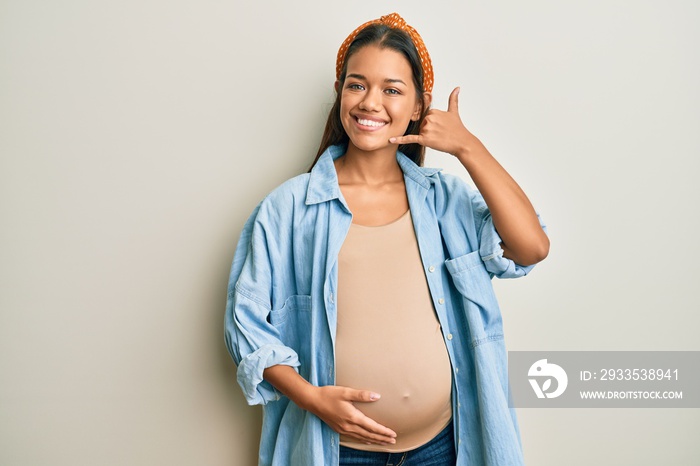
[1,1,698,465]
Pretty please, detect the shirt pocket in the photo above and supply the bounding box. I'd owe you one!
[444,249,483,275]
[444,250,503,340]
[445,251,494,309]
[268,295,312,328]
[268,295,313,365]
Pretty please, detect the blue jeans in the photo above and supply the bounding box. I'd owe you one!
[339,421,456,466]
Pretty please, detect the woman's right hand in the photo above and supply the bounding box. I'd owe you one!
[263,365,396,445]
[303,385,397,445]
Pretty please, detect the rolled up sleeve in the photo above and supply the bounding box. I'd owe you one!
[227,288,300,405]
[237,344,299,405]
[224,203,301,406]
[471,189,548,279]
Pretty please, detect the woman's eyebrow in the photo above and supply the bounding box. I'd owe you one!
[346,73,407,86]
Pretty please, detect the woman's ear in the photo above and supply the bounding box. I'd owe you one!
[412,92,433,121]
[422,92,433,111]
[334,80,341,93]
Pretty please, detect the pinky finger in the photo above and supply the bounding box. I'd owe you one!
[344,431,395,446]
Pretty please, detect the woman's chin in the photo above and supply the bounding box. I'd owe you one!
[347,137,394,154]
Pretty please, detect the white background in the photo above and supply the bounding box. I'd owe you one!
[1,1,698,465]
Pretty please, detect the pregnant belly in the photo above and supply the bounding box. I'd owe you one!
[335,327,453,452]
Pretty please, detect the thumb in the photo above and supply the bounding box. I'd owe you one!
[350,389,381,402]
[447,86,460,113]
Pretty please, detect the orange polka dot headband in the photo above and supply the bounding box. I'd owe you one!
[335,12,434,93]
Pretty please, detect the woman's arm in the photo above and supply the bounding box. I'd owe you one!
[455,140,549,266]
[263,365,397,445]
[390,87,549,265]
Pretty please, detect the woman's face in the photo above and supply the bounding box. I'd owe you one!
[338,45,422,154]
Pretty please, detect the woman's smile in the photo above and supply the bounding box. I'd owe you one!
[354,115,388,130]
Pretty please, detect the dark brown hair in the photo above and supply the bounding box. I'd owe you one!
[308,24,430,171]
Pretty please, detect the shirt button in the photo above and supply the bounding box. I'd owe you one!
[447,334,453,340]
[438,298,445,305]
[428,265,435,273]
[455,367,459,374]
[329,292,334,304]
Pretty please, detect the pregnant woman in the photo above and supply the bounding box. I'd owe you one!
[225,12,549,466]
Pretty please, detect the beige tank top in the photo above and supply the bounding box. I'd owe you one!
[336,210,453,452]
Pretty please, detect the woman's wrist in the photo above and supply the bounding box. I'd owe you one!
[455,138,490,169]
[293,382,320,412]
[263,365,319,411]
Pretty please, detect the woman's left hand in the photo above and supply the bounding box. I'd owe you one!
[390,87,482,158]
[391,86,550,266]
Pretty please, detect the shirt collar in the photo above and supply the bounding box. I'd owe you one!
[305,144,443,205]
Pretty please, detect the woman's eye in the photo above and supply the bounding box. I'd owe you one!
[385,88,400,95]
[348,83,364,90]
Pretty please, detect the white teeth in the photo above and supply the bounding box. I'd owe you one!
[357,118,386,128]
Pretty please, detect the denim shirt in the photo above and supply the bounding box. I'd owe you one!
[225,144,547,466]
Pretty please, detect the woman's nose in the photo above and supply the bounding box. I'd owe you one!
[359,89,382,112]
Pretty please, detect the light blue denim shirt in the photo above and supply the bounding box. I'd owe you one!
[225,144,547,466]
